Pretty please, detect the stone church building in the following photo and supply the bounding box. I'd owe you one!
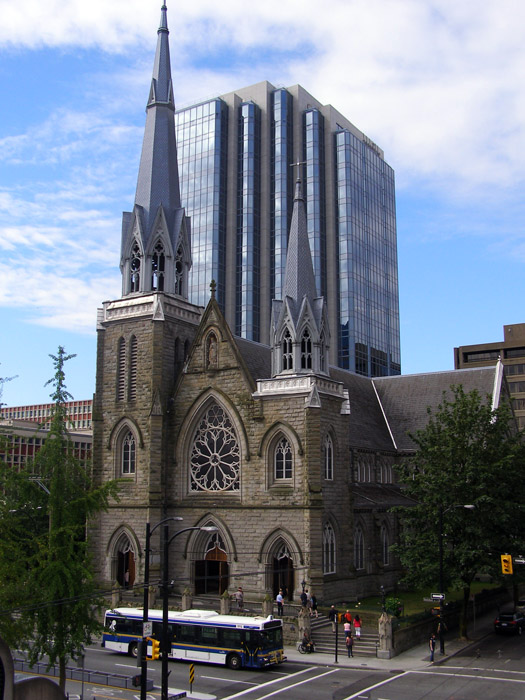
[89,4,505,603]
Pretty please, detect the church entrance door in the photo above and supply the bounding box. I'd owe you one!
[195,544,229,595]
[273,545,294,601]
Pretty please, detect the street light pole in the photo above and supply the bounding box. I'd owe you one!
[141,517,183,700]
[161,525,218,700]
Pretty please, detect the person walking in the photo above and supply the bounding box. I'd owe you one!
[235,586,244,610]
[353,614,361,639]
[346,633,354,658]
[328,605,339,633]
[429,633,436,662]
[343,620,352,639]
[300,588,308,608]
[310,593,318,618]
[276,589,284,616]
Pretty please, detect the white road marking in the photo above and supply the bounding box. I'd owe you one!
[201,675,258,685]
[221,666,321,698]
[341,670,410,700]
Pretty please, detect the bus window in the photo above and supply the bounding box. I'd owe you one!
[178,624,200,644]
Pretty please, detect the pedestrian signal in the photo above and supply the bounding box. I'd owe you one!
[149,638,160,660]
[501,554,513,575]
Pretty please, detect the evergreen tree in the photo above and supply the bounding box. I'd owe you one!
[0,348,119,691]
[393,385,525,638]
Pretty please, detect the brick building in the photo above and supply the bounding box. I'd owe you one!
[89,4,506,602]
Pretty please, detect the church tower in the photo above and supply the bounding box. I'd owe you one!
[120,3,191,298]
[91,3,201,589]
[270,175,330,378]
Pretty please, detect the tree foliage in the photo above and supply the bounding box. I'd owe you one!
[0,347,119,690]
[393,384,525,637]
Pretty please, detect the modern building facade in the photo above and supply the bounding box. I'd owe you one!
[175,82,401,377]
[455,323,525,429]
[0,399,93,431]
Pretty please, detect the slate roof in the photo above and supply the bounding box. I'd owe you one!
[373,366,499,452]
[352,483,417,510]
[232,334,501,456]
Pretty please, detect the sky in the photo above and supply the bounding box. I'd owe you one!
[1,0,524,407]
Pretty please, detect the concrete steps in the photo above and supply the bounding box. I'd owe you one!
[309,614,378,657]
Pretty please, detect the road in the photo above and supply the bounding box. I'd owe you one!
[14,630,525,699]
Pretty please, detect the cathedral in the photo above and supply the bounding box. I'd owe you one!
[90,4,504,603]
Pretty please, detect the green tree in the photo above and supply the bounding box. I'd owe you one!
[0,347,119,691]
[393,385,525,638]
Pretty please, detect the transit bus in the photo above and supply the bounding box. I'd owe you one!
[102,607,286,670]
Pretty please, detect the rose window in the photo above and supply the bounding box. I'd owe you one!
[190,403,240,491]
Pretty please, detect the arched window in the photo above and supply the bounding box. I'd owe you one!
[300,328,312,369]
[282,328,293,371]
[381,525,390,566]
[122,431,136,475]
[274,436,293,480]
[129,335,137,401]
[354,527,364,570]
[151,241,165,291]
[323,434,334,480]
[117,337,126,401]
[130,241,141,292]
[320,331,326,373]
[323,522,336,574]
[190,403,240,491]
[175,244,184,295]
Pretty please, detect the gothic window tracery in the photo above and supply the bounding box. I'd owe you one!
[130,241,141,292]
[274,436,293,480]
[122,431,136,475]
[300,328,312,369]
[190,403,240,492]
[323,522,336,574]
[282,328,293,371]
[323,434,334,480]
[354,527,364,570]
[151,241,165,291]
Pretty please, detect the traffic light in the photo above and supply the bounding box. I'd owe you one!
[501,554,514,575]
[149,638,160,660]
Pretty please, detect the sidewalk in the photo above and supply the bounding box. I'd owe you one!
[285,611,495,672]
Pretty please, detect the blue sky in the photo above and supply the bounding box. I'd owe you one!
[1,0,524,406]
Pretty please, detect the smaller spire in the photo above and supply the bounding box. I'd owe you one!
[210,279,217,300]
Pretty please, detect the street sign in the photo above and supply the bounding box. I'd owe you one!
[514,558,525,564]
[143,621,153,637]
[431,593,445,601]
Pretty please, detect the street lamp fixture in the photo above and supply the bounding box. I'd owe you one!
[301,579,306,593]
[437,504,475,655]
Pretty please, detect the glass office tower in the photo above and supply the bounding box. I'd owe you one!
[175,81,401,376]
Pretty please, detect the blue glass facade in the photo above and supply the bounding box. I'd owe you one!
[175,99,228,308]
[270,89,294,302]
[335,129,400,375]
[303,109,327,298]
[236,102,261,340]
[175,82,401,377]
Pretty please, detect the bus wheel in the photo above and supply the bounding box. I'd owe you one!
[227,653,242,670]
[129,642,138,658]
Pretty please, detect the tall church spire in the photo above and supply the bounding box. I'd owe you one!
[270,173,330,377]
[120,2,191,298]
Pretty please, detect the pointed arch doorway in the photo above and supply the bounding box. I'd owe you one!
[195,532,229,595]
[273,543,294,601]
[115,533,136,589]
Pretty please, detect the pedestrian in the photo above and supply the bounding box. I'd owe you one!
[300,588,308,608]
[276,589,284,616]
[235,586,244,610]
[343,609,353,625]
[343,620,351,639]
[328,605,339,633]
[353,614,361,639]
[429,633,436,662]
[124,569,130,589]
[346,633,354,657]
[310,593,318,618]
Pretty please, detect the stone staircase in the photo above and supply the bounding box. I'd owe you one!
[310,614,378,657]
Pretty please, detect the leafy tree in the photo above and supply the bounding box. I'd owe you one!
[0,347,119,691]
[393,385,525,639]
